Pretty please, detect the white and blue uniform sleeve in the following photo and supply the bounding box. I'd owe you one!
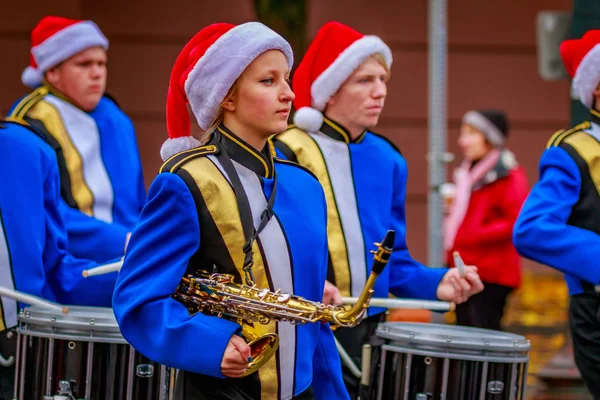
[388,155,447,300]
[513,146,600,286]
[112,172,242,377]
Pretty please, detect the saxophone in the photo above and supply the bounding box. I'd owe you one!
[172,230,395,377]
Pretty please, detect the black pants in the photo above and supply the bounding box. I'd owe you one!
[173,370,315,400]
[0,329,16,400]
[569,293,600,400]
[455,282,513,331]
[333,313,385,400]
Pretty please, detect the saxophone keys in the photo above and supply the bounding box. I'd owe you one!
[277,294,290,303]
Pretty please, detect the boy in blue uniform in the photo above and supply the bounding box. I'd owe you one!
[7,16,145,263]
[273,22,484,398]
[112,22,348,400]
[0,120,118,399]
[514,30,600,399]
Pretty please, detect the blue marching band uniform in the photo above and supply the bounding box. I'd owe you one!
[274,118,447,315]
[514,110,600,397]
[113,126,348,399]
[7,85,146,263]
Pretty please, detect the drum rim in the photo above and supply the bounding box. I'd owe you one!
[376,322,531,353]
[17,304,123,340]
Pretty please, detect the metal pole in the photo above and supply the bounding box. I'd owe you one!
[427,0,448,268]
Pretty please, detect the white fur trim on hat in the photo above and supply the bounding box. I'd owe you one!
[23,21,108,88]
[463,111,505,148]
[293,107,323,133]
[573,43,600,109]
[185,22,294,131]
[160,136,203,162]
[311,36,392,111]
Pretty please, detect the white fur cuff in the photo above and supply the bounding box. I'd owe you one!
[573,44,600,109]
[160,136,203,161]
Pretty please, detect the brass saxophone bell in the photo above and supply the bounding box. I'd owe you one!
[241,331,279,377]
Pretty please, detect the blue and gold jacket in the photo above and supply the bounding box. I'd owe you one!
[8,86,146,263]
[514,110,600,295]
[112,126,348,400]
[0,121,117,331]
[273,117,447,316]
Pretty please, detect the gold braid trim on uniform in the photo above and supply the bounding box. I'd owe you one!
[5,86,49,123]
[547,121,591,148]
[562,131,600,197]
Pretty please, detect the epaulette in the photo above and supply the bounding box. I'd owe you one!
[5,86,49,123]
[546,121,591,149]
[369,131,403,155]
[273,157,319,181]
[160,144,219,174]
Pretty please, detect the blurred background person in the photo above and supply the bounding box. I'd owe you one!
[444,109,529,331]
[6,16,145,263]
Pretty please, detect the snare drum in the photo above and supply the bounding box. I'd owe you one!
[375,322,530,400]
[13,305,174,400]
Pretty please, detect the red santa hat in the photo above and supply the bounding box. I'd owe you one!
[22,16,108,88]
[292,21,392,132]
[561,30,600,109]
[161,22,293,161]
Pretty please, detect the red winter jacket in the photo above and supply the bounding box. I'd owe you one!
[447,166,529,288]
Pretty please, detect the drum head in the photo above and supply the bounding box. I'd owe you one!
[377,322,530,361]
[17,305,125,343]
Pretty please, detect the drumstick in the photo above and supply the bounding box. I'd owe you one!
[341,296,455,312]
[452,251,467,277]
[0,286,68,314]
[82,259,124,278]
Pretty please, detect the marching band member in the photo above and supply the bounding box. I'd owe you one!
[514,30,600,399]
[7,16,146,263]
[272,21,484,398]
[112,23,348,400]
[0,120,118,399]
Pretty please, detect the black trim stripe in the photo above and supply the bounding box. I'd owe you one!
[273,158,318,181]
[547,122,591,148]
[160,144,219,174]
[217,126,274,178]
[272,139,298,163]
[175,169,241,280]
[321,116,350,143]
[23,117,79,209]
[8,87,48,121]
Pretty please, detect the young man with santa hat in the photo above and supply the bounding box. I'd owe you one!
[6,16,146,263]
[514,30,600,399]
[272,21,484,398]
[112,22,348,400]
[0,120,118,399]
